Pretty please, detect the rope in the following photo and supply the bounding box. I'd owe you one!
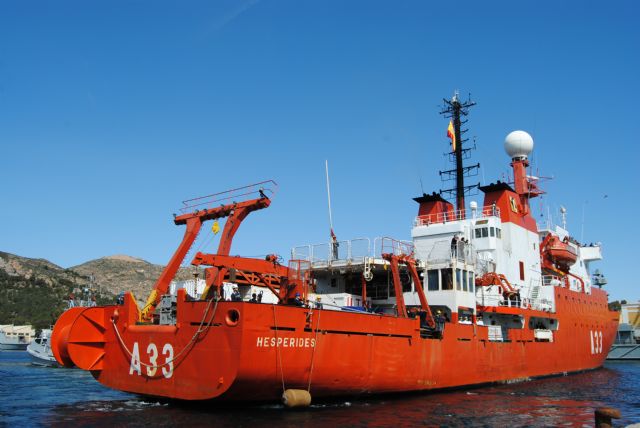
[179,226,205,268]
[307,307,321,392]
[272,304,286,393]
[192,225,216,257]
[112,296,220,374]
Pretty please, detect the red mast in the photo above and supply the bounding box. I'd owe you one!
[504,130,543,214]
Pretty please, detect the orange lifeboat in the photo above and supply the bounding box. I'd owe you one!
[542,234,577,270]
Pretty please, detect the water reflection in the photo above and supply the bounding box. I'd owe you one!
[3,350,637,427]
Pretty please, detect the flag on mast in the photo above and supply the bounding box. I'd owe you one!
[447,120,456,151]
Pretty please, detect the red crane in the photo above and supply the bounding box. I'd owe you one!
[140,181,277,321]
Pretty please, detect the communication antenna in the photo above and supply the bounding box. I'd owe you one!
[439,90,480,217]
[325,160,336,241]
[581,200,587,243]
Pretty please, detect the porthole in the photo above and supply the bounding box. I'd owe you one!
[225,309,240,326]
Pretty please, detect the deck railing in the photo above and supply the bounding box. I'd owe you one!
[291,238,372,267]
[291,236,416,268]
[542,275,564,287]
[179,180,278,214]
[414,205,501,226]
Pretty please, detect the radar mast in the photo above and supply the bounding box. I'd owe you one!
[439,91,479,217]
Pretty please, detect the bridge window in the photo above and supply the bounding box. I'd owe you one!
[496,228,502,238]
[490,227,495,237]
[427,269,439,291]
[481,228,488,238]
[441,269,453,290]
[469,272,475,293]
[475,229,481,239]
[456,269,462,291]
[368,275,390,299]
[463,270,468,292]
[344,275,362,295]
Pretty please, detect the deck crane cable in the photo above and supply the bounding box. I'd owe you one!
[195,226,215,254]
[180,225,212,268]
[272,304,286,393]
[179,216,224,270]
[112,295,220,374]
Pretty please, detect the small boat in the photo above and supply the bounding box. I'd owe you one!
[27,329,60,366]
[25,296,98,365]
[0,325,35,351]
[541,234,578,271]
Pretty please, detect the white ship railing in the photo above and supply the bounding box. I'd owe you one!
[291,236,415,268]
[373,237,414,257]
[426,240,476,265]
[414,205,501,227]
[291,238,372,267]
[542,275,564,287]
[476,258,496,276]
[478,279,555,312]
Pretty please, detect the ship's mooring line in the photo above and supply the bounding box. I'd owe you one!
[307,307,321,392]
[112,296,220,374]
[272,304,286,393]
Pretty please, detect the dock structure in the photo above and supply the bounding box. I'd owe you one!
[607,302,640,360]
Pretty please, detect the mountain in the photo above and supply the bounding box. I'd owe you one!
[0,251,109,329]
[70,255,193,302]
[0,251,193,329]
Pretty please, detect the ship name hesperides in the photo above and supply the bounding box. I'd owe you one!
[256,337,316,348]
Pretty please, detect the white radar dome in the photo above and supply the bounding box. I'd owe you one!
[504,130,534,159]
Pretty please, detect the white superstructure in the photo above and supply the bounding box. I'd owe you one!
[290,130,606,327]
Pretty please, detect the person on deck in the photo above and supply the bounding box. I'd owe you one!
[451,236,459,258]
[435,310,446,336]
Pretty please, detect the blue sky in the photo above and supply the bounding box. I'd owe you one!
[0,1,638,302]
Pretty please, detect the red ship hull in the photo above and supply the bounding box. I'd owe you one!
[52,286,618,402]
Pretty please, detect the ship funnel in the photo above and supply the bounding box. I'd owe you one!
[504,130,534,160]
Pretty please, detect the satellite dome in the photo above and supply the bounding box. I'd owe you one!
[504,130,534,159]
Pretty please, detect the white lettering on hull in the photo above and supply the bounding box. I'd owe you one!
[256,337,316,348]
[590,330,603,354]
[128,342,174,378]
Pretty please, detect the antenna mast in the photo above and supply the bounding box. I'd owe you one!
[325,160,334,236]
[439,91,479,217]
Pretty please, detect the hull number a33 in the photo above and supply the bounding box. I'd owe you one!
[129,342,174,378]
[590,330,603,354]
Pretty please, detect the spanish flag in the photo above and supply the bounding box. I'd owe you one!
[447,120,456,151]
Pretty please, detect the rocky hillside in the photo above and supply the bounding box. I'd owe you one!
[0,251,113,329]
[71,255,193,302]
[0,251,193,329]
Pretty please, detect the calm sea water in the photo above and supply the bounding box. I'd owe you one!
[1,351,639,427]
